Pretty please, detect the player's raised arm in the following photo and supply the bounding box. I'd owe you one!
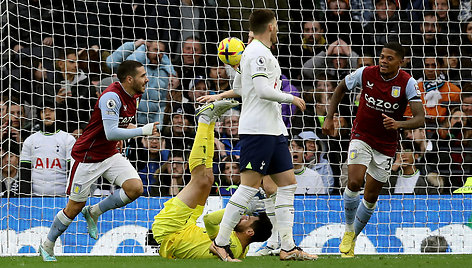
[100,92,157,141]
[322,79,348,136]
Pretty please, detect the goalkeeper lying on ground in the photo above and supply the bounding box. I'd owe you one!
[152,99,272,260]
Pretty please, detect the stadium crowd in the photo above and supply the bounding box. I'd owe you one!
[1,0,472,197]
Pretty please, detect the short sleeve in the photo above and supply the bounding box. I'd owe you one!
[249,54,269,79]
[406,77,421,101]
[344,66,366,91]
[233,69,242,95]
[20,137,32,163]
[66,134,76,161]
[99,92,122,121]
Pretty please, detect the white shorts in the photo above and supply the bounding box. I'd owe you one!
[67,153,139,202]
[347,139,393,183]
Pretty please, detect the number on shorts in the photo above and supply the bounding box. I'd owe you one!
[385,158,393,171]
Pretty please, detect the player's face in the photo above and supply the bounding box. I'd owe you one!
[131,66,149,94]
[379,48,402,76]
[234,215,258,233]
[41,108,56,127]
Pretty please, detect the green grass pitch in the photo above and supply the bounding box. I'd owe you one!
[0,255,470,268]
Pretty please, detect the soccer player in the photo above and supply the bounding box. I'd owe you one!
[39,60,158,261]
[322,42,425,258]
[199,9,316,261]
[151,99,272,260]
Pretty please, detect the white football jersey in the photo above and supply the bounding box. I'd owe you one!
[20,130,76,196]
[234,39,287,136]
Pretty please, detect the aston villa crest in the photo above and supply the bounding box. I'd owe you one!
[391,86,401,98]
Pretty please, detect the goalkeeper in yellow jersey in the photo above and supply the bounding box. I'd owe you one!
[151,99,272,260]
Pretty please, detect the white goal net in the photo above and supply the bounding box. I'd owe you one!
[0,0,471,256]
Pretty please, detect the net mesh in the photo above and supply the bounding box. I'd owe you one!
[0,0,471,255]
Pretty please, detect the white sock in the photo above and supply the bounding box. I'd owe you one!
[214,184,259,246]
[264,194,279,248]
[275,184,297,251]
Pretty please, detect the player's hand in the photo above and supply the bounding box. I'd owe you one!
[127,123,137,129]
[142,122,159,136]
[292,96,306,112]
[134,39,146,48]
[322,117,335,136]
[197,94,221,103]
[382,113,399,130]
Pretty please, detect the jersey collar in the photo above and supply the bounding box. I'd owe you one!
[380,68,400,82]
[254,39,270,50]
[40,129,60,136]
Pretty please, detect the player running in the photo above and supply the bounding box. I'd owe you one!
[39,60,158,261]
[199,9,316,261]
[322,42,425,258]
[151,99,272,260]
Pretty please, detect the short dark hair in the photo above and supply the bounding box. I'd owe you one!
[383,42,405,59]
[117,60,143,82]
[249,212,272,243]
[249,9,276,35]
[58,49,77,60]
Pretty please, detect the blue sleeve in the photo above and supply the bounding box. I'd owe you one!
[99,92,143,140]
[106,42,138,73]
[344,66,366,91]
[99,92,122,121]
[406,77,422,101]
[160,54,176,76]
[125,44,148,64]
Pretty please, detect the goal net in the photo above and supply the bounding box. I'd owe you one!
[1,0,471,256]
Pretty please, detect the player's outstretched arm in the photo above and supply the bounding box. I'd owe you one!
[382,101,425,130]
[103,120,158,141]
[204,209,226,240]
[197,90,241,103]
[323,79,348,136]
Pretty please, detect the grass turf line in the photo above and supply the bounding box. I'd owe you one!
[0,255,469,268]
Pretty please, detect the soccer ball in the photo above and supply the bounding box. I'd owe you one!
[217,37,245,66]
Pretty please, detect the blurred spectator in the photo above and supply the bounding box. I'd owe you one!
[162,104,195,154]
[460,19,472,84]
[147,0,218,55]
[299,131,335,192]
[323,0,363,49]
[20,102,76,196]
[325,114,350,190]
[173,37,208,92]
[291,90,328,137]
[439,46,461,84]
[282,20,327,84]
[411,11,450,58]
[280,75,301,128]
[303,39,359,82]
[461,84,472,119]
[11,56,55,108]
[1,140,28,197]
[405,56,461,125]
[215,109,240,158]
[106,39,176,125]
[357,56,375,68]
[52,49,95,133]
[403,128,439,176]
[215,155,240,196]
[433,107,472,191]
[157,151,189,196]
[130,131,169,197]
[186,76,210,107]
[290,138,327,194]
[363,0,411,57]
[208,64,230,94]
[430,0,460,34]
[1,96,30,143]
[401,0,431,21]
[388,140,430,194]
[8,0,64,51]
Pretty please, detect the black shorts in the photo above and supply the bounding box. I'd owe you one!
[239,134,293,175]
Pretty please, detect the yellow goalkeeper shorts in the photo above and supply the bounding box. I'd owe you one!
[152,197,204,244]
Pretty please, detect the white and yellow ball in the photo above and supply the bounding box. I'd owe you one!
[217,37,245,66]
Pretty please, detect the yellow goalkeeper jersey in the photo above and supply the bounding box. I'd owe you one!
[154,199,248,259]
